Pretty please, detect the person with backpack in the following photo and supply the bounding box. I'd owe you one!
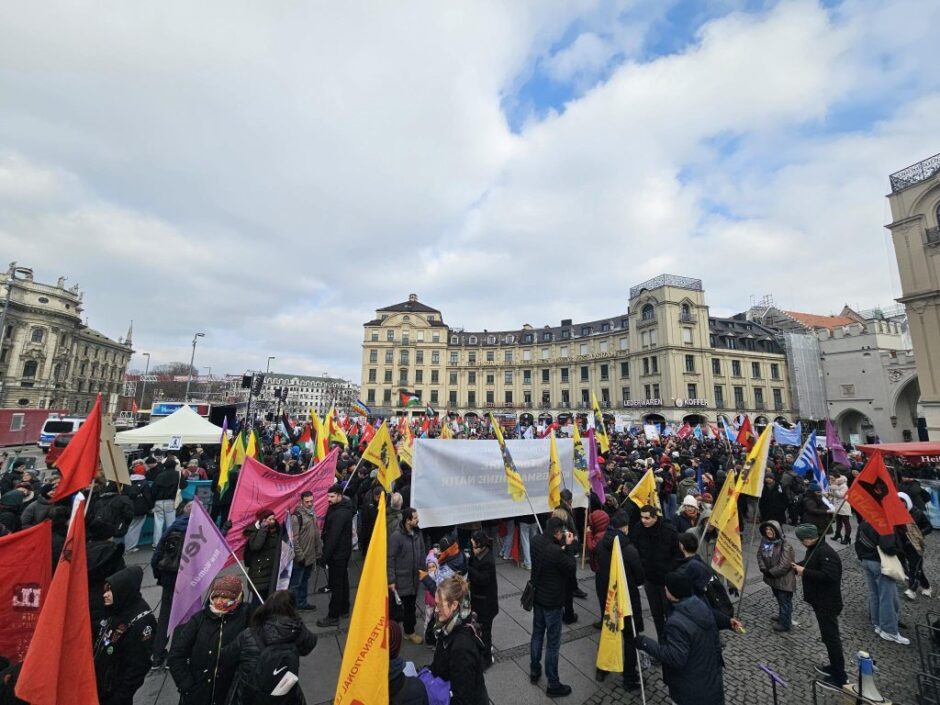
[151,459,188,548]
[220,590,317,705]
[94,566,158,705]
[168,575,249,705]
[150,502,193,670]
[87,518,127,630]
[244,508,282,604]
[87,482,135,539]
[388,620,430,705]
[429,575,489,705]
[123,462,154,553]
[467,530,498,669]
[289,492,323,611]
[756,520,797,632]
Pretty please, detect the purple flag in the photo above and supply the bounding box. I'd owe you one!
[587,429,606,504]
[825,419,851,466]
[276,509,294,591]
[167,499,231,636]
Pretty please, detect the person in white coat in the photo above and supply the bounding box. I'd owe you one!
[830,474,852,545]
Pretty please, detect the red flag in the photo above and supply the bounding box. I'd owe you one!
[298,424,312,444]
[131,400,138,414]
[736,416,755,451]
[16,500,98,705]
[53,395,102,501]
[846,452,913,535]
[421,417,430,434]
[0,522,52,662]
[510,524,520,564]
[361,423,376,444]
[676,423,692,439]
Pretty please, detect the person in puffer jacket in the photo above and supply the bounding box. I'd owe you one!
[756,521,796,632]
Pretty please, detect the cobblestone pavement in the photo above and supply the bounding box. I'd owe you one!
[136,523,938,705]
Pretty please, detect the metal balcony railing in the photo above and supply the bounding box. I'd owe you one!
[755,401,766,410]
[889,153,940,193]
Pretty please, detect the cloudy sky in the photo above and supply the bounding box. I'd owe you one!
[0,0,937,383]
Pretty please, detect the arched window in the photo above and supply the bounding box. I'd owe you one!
[30,328,44,344]
[642,304,655,321]
[468,336,477,344]
[504,334,515,344]
[487,335,496,345]
[22,360,38,378]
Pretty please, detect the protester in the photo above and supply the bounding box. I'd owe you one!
[123,464,153,552]
[49,504,70,570]
[430,575,489,705]
[633,504,682,638]
[675,495,701,533]
[854,519,910,645]
[386,492,404,538]
[243,508,282,603]
[87,482,135,540]
[828,474,852,544]
[792,523,847,687]
[220,590,317,705]
[289,491,323,611]
[388,620,430,704]
[87,518,127,630]
[151,459,187,547]
[756,520,797,632]
[529,516,578,697]
[19,483,55,527]
[468,530,499,668]
[150,501,193,669]
[899,492,932,599]
[636,572,725,705]
[94,566,158,705]
[168,575,249,705]
[593,509,644,691]
[802,482,831,536]
[388,507,426,644]
[317,483,354,628]
[758,475,788,526]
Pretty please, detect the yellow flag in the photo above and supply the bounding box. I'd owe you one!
[708,469,738,530]
[335,492,389,705]
[627,468,660,511]
[548,431,562,509]
[592,393,610,454]
[233,431,247,466]
[245,430,258,460]
[737,424,772,498]
[218,429,232,493]
[572,423,590,492]
[711,495,745,589]
[440,423,454,440]
[490,413,527,502]
[362,421,401,492]
[310,410,329,462]
[326,407,349,447]
[398,424,414,467]
[596,534,632,672]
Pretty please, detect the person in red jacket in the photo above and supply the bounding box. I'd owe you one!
[584,508,610,628]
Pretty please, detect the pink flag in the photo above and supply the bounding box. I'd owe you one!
[676,423,692,439]
[225,448,339,558]
[587,429,606,504]
[825,419,851,466]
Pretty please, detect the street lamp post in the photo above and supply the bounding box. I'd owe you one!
[184,333,205,402]
[138,352,151,411]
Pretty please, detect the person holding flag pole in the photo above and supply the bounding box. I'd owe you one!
[572,422,592,569]
[489,413,542,533]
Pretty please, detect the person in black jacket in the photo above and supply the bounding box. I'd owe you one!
[468,530,499,668]
[529,516,578,698]
[593,509,645,691]
[758,475,788,526]
[388,620,430,705]
[220,590,317,705]
[87,519,127,631]
[430,575,488,705]
[242,508,281,603]
[854,520,909,644]
[94,566,158,705]
[151,460,187,548]
[633,504,682,638]
[317,483,354,627]
[792,523,846,688]
[150,503,192,669]
[168,575,249,705]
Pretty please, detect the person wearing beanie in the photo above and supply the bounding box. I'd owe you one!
[675,495,701,534]
[317,481,354,627]
[758,475,788,527]
[792,522,847,687]
[388,620,429,704]
[243,507,281,603]
[20,482,56,528]
[168,574,249,705]
[756,521,797,632]
[636,571,726,705]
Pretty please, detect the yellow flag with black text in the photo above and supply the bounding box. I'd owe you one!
[711,495,745,590]
[490,413,527,502]
[708,469,738,530]
[572,423,590,493]
[737,423,772,498]
[398,424,414,467]
[362,421,401,492]
[596,535,632,672]
[548,431,562,509]
[591,392,610,454]
[627,468,660,511]
[335,493,389,705]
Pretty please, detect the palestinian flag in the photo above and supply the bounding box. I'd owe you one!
[399,390,422,408]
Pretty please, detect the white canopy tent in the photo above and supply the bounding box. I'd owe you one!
[114,404,228,446]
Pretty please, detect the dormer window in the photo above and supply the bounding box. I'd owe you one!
[642,304,655,321]
[504,334,515,344]
[487,335,496,345]
[451,335,459,344]
[468,336,478,344]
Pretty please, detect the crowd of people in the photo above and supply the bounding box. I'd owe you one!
[0,416,937,705]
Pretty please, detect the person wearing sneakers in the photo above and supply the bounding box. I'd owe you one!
[388,507,426,645]
[756,520,797,633]
[854,519,910,645]
[791,523,847,688]
[898,491,932,600]
[829,474,853,545]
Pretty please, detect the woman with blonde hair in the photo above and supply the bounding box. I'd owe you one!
[429,575,489,705]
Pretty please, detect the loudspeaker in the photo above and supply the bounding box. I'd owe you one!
[846,651,890,704]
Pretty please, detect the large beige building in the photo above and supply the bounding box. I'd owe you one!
[361,275,793,427]
[887,152,940,440]
[0,263,134,414]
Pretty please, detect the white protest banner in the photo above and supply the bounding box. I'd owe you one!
[643,424,660,440]
[411,438,586,527]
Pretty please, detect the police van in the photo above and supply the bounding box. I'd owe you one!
[38,415,86,450]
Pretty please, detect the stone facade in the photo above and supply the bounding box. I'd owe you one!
[361,276,794,426]
[0,264,133,414]
[258,373,359,418]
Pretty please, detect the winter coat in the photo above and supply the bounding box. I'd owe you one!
[243,523,281,597]
[152,467,187,502]
[220,616,317,705]
[88,489,135,537]
[755,521,796,593]
[430,621,488,705]
[593,528,645,633]
[586,510,610,572]
[322,497,355,562]
[386,507,403,540]
[674,555,711,598]
[168,603,249,705]
[802,493,831,534]
[389,656,429,705]
[758,483,789,525]
[530,532,577,609]
[633,518,682,585]
[830,478,852,516]
[638,596,725,705]
[799,539,843,612]
[290,505,323,567]
[388,522,426,597]
[467,546,499,623]
[94,566,157,705]
[675,511,702,534]
[855,520,899,562]
[152,516,190,587]
[20,495,53,527]
[88,539,127,629]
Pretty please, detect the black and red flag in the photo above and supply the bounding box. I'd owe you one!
[846,452,913,535]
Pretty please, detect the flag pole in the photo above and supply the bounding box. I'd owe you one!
[734,511,762,618]
[630,616,648,705]
[798,497,849,569]
[523,488,543,534]
[580,500,590,569]
[226,547,265,603]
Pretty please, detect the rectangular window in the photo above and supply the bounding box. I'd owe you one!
[486,373,494,385]
[383,389,392,403]
[384,370,392,383]
[486,391,494,403]
[601,388,610,402]
[620,361,629,377]
[401,332,409,345]
[649,329,657,346]
[771,363,780,380]
[681,328,693,345]
[402,369,412,383]
[542,391,551,404]
[731,360,741,377]
[754,388,764,405]
[652,383,660,398]
[468,391,476,405]
[371,331,379,341]
[641,331,648,348]
[560,345,569,358]
[449,371,458,385]
[10,413,24,432]
[368,369,377,383]
[580,366,589,382]
[430,390,439,404]
[523,370,532,384]
[449,390,457,404]
[367,389,376,403]
[581,389,590,403]
[600,363,609,381]
[622,386,630,401]
[369,350,378,363]
[561,368,569,383]
[541,368,550,383]
[400,350,409,364]
[486,350,495,362]
[751,362,761,378]
[712,358,721,375]
[644,384,651,399]
[468,352,477,364]
[431,370,439,383]
[714,386,724,407]
[734,386,745,405]
[468,371,477,384]
[506,350,514,363]
[416,350,424,364]
[387,330,395,341]
[561,389,570,403]
[773,388,783,408]
[685,354,695,372]
[541,348,549,360]
[643,357,649,375]
[417,331,424,342]
[580,343,589,355]
[523,349,532,361]
[450,351,458,364]
[619,337,628,351]
[651,356,659,374]
[524,391,532,403]
[687,383,697,398]
[505,390,513,403]
[599,340,608,353]
[432,332,440,343]
[504,370,512,384]
[385,350,393,364]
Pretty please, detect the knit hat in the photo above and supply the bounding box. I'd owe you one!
[795,523,819,540]
[388,619,403,659]
[680,495,699,510]
[209,575,243,600]
[700,492,713,504]
[255,508,275,522]
[39,483,55,498]
[328,483,344,495]
[807,482,821,492]
[664,572,693,600]
[898,492,913,510]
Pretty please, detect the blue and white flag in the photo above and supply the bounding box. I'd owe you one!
[772,422,802,446]
[693,425,704,441]
[721,417,736,443]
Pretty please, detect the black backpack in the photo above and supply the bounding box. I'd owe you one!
[243,629,301,705]
[702,570,734,618]
[156,530,185,574]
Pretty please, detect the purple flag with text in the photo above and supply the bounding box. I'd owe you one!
[168,499,231,636]
[587,429,606,505]
[825,419,851,466]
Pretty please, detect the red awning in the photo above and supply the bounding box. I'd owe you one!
[857,442,940,461]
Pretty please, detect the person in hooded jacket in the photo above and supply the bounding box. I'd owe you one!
[289,491,323,611]
[387,620,429,705]
[94,566,158,705]
[87,519,127,630]
[243,508,282,603]
[20,483,56,527]
[317,483,354,627]
[220,590,317,705]
[0,489,24,533]
[87,482,135,539]
[468,530,498,668]
[151,503,193,669]
[168,575,249,705]
[593,509,645,691]
[637,572,726,705]
[756,520,797,632]
[758,475,789,526]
